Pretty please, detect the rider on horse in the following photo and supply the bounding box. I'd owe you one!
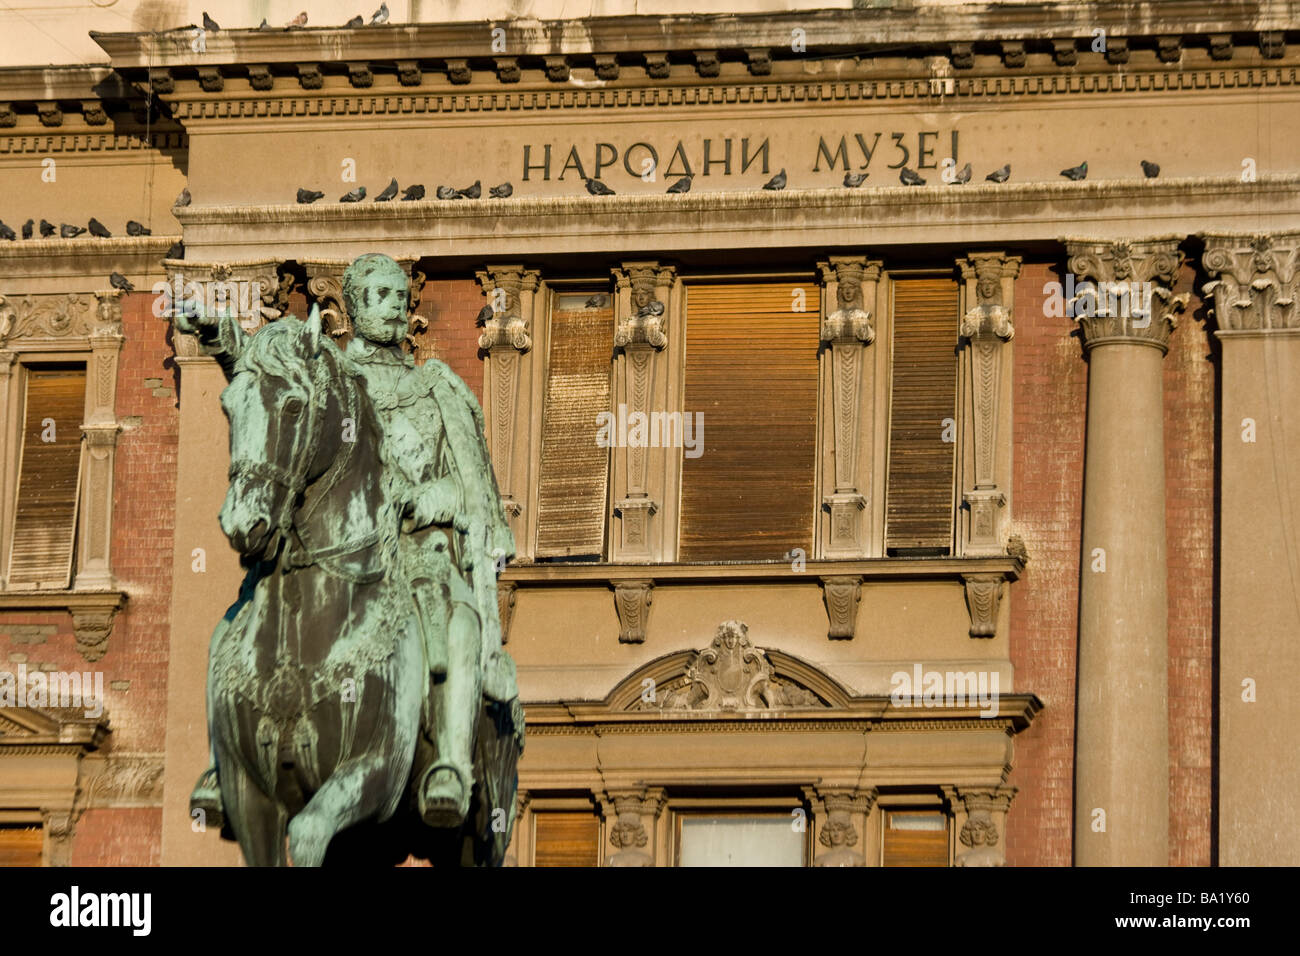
[183,253,518,835]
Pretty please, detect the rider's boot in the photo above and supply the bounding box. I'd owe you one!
[418,603,481,828]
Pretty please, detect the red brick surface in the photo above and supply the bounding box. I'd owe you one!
[1006,263,1085,866]
[70,808,163,866]
[1163,264,1215,866]
[410,278,486,402]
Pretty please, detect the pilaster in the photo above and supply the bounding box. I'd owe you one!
[599,788,667,866]
[816,257,881,558]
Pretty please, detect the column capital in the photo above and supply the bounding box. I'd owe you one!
[817,256,881,345]
[1202,232,1300,333]
[1064,238,1188,352]
[612,261,676,349]
[957,251,1021,340]
[476,264,540,352]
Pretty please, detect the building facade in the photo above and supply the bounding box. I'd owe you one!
[0,0,1297,867]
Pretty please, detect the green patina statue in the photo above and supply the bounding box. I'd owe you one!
[178,253,522,866]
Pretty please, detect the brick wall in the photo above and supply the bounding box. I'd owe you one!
[410,278,486,402]
[1163,263,1215,866]
[1005,263,1085,866]
[0,290,179,865]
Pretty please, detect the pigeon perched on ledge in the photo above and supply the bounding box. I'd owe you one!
[899,167,925,186]
[40,219,55,237]
[165,241,184,260]
[435,185,458,200]
[0,220,15,241]
[456,180,481,199]
[297,188,324,204]
[843,172,868,187]
[127,220,151,236]
[340,186,366,203]
[475,304,494,325]
[489,182,512,199]
[110,272,134,292]
[1141,160,1161,178]
[986,164,1011,183]
[61,223,87,238]
[1060,160,1088,181]
[202,12,220,32]
[762,169,787,190]
[401,184,426,200]
[371,3,389,25]
[89,218,112,238]
[175,188,191,208]
[667,175,692,194]
[951,162,972,185]
[346,15,364,28]
[374,178,399,201]
[22,219,33,239]
[584,177,615,196]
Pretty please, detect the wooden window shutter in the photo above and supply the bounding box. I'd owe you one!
[7,365,86,588]
[885,278,958,554]
[535,296,613,557]
[533,812,600,866]
[680,282,820,562]
[0,826,43,867]
[882,810,950,867]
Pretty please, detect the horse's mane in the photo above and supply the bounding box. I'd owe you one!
[236,319,337,388]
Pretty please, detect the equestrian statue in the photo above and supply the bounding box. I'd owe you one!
[176,253,522,866]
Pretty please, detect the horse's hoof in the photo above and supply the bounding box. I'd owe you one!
[190,767,225,831]
[418,765,470,828]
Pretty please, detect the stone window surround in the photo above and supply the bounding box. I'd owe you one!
[0,287,127,662]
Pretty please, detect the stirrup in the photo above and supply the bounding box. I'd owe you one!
[190,766,225,832]
[418,764,471,828]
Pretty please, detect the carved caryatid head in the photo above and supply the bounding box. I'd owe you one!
[959,809,999,848]
[342,253,409,347]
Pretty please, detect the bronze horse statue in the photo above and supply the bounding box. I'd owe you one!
[205,311,520,866]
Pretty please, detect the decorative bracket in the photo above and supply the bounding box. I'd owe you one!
[820,574,863,640]
[962,573,1004,638]
[612,578,653,644]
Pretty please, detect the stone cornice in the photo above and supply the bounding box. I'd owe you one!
[170,176,1300,261]
[89,5,1299,69]
[501,556,1024,585]
[0,237,177,294]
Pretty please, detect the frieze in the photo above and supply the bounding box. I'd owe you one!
[0,292,93,344]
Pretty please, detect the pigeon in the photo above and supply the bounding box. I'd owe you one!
[165,240,184,260]
[0,220,14,241]
[175,188,191,208]
[110,272,134,292]
[126,220,151,236]
[88,217,112,238]
[346,15,364,28]
[1141,160,1160,179]
[456,180,481,200]
[843,172,868,187]
[374,178,399,202]
[40,219,55,238]
[371,3,389,25]
[202,11,219,32]
[899,167,926,186]
[61,223,87,238]
[585,294,608,309]
[22,219,33,239]
[762,169,787,190]
[297,187,325,204]
[340,186,366,203]
[401,184,425,201]
[435,185,459,200]
[475,304,494,325]
[666,174,693,194]
[584,177,615,196]
[258,18,270,29]
[287,11,308,28]
[950,162,972,185]
[985,164,1011,183]
[489,182,513,199]
[1060,160,1088,181]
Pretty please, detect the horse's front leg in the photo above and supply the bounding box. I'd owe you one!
[287,620,424,867]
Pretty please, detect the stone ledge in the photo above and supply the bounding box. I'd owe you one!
[0,590,127,663]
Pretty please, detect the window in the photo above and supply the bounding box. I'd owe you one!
[532,811,601,866]
[5,363,86,589]
[535,292,613,558]
[881,809,950,866]
[885,278,959,555]
[0,824,43,867]
[676,813,808,867]
[679,282,820,561]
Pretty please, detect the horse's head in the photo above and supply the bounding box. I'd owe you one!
[218,310,343,559]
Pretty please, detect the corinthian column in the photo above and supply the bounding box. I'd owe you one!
[1067,237,1186,866]
[1202,232,1300,865]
